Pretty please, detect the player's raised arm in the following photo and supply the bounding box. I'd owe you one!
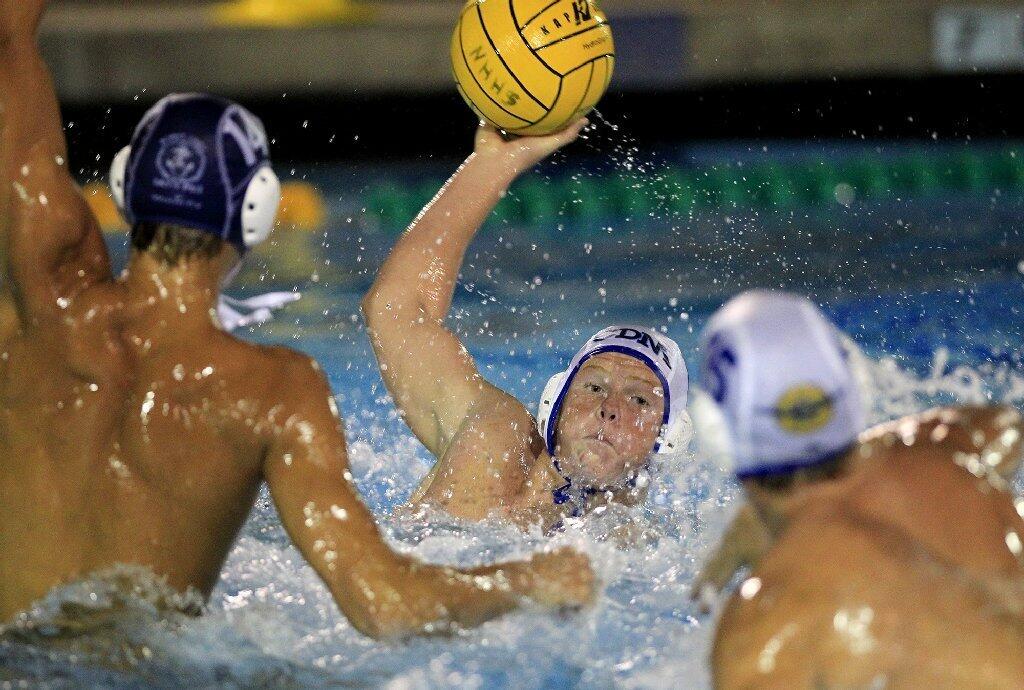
[0,0,111,325]
[263,353,594,638]
[361,121,586,457]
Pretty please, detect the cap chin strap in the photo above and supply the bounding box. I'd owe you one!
[550,461,651,518]
[217,292,302,331]
[538,370,690,517]
[110,145,296,333]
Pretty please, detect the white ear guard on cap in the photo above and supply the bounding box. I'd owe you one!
[537,371,568,445]
[240,165,281,248]
[108,146,280,250]
[109,145,131,214]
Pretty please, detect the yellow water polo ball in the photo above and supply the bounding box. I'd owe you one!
[451,0,615,136]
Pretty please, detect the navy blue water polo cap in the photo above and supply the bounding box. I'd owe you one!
[109,93,281,252]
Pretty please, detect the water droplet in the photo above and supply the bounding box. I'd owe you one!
[739,577,762,599]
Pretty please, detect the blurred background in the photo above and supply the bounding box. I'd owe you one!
[40,0,1024,408]
[43,0,1024,164]
[8,3,1023,686]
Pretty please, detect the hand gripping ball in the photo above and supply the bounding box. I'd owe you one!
[452,0,615,136]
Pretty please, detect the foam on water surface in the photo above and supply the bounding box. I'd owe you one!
[3,349,1020,689]
[3,143,1023,686]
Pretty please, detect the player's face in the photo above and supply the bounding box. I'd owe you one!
[554,353,665,485]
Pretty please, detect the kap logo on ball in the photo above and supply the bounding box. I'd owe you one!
[451,0,615,136]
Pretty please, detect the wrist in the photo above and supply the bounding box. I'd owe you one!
[491,560,535,597]
[466,150,526,188]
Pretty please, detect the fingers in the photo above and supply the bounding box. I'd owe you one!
[546,117,590,149]
[526,548,597,608]
[566,117,590,138]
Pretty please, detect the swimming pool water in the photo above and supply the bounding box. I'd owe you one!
[2,140,1023,688]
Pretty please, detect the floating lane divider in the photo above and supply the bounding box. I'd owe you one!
[364,147,1024,231]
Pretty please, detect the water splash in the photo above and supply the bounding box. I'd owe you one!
[4,346,1017,688]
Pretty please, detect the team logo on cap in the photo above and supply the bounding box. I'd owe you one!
[154,133,206,194]
[592,327,674,369]
[772,384,834,435]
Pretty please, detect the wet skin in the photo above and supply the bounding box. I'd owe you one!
[711,406,1024,688]
[0,1,593,636]
[363,125,664,529]
[411,353,663,526]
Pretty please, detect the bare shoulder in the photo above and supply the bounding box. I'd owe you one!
[250,344,333,406]
[451,384,542,459]
[713,512,899,688]
[859,404,1023,482]
[861,405,1021,451]
[417,385,543,514]
[472,384,538,432]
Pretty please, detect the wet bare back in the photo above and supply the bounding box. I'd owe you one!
[713,407,1024,688]
[0,2,594,635]
[0,289,304,618]
[0,6,339,622]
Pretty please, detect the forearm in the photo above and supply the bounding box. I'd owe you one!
[330,553,524,638]
[365,153,518,321]
[0,0,46,42]
[1,0,79,287]
[420,560,527,631]
[1,61,64,162]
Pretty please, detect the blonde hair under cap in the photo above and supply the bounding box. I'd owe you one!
[698,291,865,478]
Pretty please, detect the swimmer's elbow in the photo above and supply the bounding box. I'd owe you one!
[361,284,428,331]
[343,608,392,640]
[360,287,386,324]
[327,561,436,640]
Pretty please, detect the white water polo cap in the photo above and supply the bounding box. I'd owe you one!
[538,326,689,457]
[699,291,865,479]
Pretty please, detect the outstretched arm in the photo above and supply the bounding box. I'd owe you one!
[0,0,110,327]
[362,121,587,458]
[264,354,594,638]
